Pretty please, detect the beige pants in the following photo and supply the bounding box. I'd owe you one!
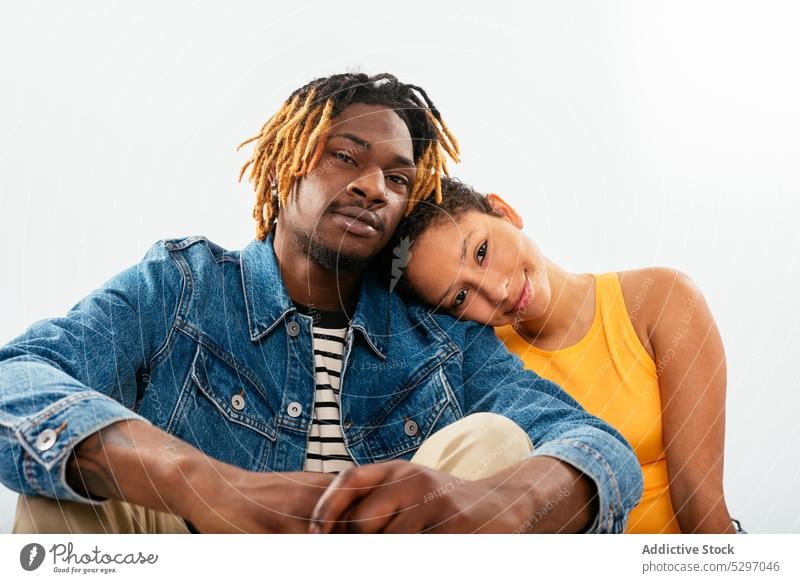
[12,412,532,534]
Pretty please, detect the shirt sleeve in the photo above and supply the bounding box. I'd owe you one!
[0,240,182,504]
[459,321,644,533]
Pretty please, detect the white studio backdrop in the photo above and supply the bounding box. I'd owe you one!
[1,0,798,533]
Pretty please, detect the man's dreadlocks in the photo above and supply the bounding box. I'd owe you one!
[237,73,460,241]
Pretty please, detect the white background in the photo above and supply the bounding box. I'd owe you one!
[1,0,798,533]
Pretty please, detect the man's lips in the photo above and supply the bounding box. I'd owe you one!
[329,206,383,237]
[331,206,382,230]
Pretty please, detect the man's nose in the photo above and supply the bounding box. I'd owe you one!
[347,167,387,206]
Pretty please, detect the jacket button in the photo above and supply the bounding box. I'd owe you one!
[35,429,58,451]
[231,394,245,411]
[287,402,302,417]
[403,419,419,437]
[287,321,300,337]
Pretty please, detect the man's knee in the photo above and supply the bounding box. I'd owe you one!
[466,412,534,449]
[12,494,190,534]
[411,412,534,480]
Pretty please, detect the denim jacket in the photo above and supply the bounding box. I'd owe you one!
[0,234,643,532]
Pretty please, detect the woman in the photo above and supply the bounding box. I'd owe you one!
[393,177,740,534]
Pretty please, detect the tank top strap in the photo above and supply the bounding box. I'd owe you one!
[594,272,627,322]
[592,272,656,370]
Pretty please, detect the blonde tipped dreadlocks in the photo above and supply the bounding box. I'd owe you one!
[406,109,460,214]
[237,73,460,241]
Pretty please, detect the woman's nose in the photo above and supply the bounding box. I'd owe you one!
[482,272,509,307]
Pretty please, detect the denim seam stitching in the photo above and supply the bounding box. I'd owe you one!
[16,392,141,471]
[23,451,46,496]
[359,394,451,458]
[147,241,187,377]
[347,362,456,445]
[186,347,278,442]
[174,323,270,399]
[162,235,209,252]
[165,344,200,435]
[17,391,101,432]
[438,367,464,419]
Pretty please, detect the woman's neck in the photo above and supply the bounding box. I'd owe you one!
[515,259,596,349]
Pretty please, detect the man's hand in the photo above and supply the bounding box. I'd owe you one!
[66,419,336,534]
[308,460,532,534]
[184,464,336,533]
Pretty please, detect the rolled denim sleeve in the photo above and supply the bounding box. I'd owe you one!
[459,322,643,533]
[0,240,181,504]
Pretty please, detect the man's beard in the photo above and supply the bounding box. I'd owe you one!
[294,230,371,273]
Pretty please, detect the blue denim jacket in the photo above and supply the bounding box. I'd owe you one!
[0,234,643,532]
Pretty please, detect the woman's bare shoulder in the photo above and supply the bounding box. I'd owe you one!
[614,267,703,360]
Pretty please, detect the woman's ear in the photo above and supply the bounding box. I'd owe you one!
[486,193,523,229]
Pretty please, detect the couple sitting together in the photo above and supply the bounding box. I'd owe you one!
[2,71,738,534]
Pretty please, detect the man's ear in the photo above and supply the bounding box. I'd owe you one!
[486,193,523,229]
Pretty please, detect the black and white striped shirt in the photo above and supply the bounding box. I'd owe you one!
[295,304,356,474]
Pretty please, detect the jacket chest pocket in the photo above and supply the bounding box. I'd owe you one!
[355,367,460,462]
[190,342,278,440]
[167,342,278,469]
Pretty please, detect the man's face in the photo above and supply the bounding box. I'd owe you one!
[277,103,416,271]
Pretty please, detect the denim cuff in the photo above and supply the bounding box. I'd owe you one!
[530,432,642,533]
[15,391,150,505]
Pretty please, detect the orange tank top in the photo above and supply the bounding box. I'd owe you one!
[495,272,681,533]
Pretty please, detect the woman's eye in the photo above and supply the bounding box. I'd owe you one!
[454,289,468,307]
[477,241,488,264]
[335,151,356,165]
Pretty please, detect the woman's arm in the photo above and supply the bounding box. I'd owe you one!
[633,267,735,533]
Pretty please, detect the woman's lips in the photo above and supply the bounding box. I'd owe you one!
[507,271,533,314]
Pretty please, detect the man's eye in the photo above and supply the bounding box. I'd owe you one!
[387,175,409,188]
[335,151,356,165]
[477,241,488,264]
[454,289,468,307]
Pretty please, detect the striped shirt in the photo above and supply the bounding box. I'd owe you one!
[295,303,356,474]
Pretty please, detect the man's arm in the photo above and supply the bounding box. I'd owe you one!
[66,420,197,513]
[0,239,334,532]
[308,453,597,534]
[66,418,336,533]
[0,240,181,504]
[479,454,598,533]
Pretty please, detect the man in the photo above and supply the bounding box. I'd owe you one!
[0,72,642,534]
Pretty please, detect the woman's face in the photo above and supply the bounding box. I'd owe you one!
[404,207,551,327]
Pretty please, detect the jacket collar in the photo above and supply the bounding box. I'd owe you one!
[240,233,389,359]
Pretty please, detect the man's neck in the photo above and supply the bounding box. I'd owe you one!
[272,224,363,315]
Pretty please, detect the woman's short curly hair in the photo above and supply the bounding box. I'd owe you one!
[385,176,501,299]
[392,176,499,246]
